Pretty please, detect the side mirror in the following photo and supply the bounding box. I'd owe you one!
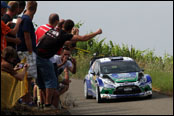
[141,68,145,72]
[90,71,95,75]
[96,72,100,76]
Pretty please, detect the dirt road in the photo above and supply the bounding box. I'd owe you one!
[65,78,173,115]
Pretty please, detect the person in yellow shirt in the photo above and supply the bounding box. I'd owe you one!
[1,46,29,81]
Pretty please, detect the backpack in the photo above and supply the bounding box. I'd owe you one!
[36,29,60,59]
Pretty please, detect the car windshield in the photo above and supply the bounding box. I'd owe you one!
[100,61,141,74]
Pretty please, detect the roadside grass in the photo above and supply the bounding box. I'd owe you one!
[72,53,91,79]
[145,71,173,96]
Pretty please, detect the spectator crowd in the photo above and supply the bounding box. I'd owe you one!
[1,1,102,110]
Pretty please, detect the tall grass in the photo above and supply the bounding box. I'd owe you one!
[72,53,91,79]
[145,71,173,95]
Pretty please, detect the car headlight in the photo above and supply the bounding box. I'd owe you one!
[139,77,147,83]
[138,72,147,83]
[103,78,114,85]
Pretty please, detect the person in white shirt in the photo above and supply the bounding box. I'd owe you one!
[49,46,76,109]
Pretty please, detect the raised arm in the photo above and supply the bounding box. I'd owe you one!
[71,29,102,42]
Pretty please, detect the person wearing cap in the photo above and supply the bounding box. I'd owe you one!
[2,1,19,24]
[2,1,21,49]
[1,1,10,15]
[1,1,22,52]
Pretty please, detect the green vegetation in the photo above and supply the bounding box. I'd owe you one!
[71,22,173,96]
[146,71,173,95]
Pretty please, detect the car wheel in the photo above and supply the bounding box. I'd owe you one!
[147,94,152,99]
[84,81,90,99]
[96,86,103,103]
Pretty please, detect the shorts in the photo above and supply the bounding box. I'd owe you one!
[17,51,37,79]
[36,55,58,89]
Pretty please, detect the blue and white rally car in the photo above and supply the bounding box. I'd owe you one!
[84,56,152,103]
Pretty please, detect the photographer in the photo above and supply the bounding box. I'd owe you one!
[53,47,76,75]
[1,46,29,81]
[49,47,76,109]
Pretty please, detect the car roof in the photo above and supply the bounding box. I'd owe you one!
[90,56,135,67]
[98,56,134,63]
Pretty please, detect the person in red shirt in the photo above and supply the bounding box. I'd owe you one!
[35,13,60,107]
[35,14,65,56]
[35,13,60,44]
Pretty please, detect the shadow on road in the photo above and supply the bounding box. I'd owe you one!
[99,91,172,104]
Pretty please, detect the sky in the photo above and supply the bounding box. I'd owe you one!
[33,1,173,57]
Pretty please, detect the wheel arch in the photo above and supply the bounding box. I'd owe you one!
[145,74,152,83]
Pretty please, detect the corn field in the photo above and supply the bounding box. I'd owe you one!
[73,38,173,73]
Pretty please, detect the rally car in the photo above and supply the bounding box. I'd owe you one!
[84,56,152,103]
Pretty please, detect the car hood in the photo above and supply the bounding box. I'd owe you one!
[107,72,138,83]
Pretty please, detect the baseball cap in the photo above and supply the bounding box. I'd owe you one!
[1,1,11,8]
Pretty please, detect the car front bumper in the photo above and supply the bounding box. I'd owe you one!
[100,90,152,99]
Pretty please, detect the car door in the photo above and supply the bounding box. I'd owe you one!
[91,61,100,91]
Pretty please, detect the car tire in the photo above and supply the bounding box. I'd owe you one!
[96,86,103,103]
[147,94,152,99]
[84,81,91,99]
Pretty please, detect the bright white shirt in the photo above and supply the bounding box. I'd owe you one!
[49,55,73,75]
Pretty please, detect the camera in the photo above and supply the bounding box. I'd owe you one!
[18,63,24,68]
[12,18,17,23]
[10,18,17,29]
[68,57,72,61]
